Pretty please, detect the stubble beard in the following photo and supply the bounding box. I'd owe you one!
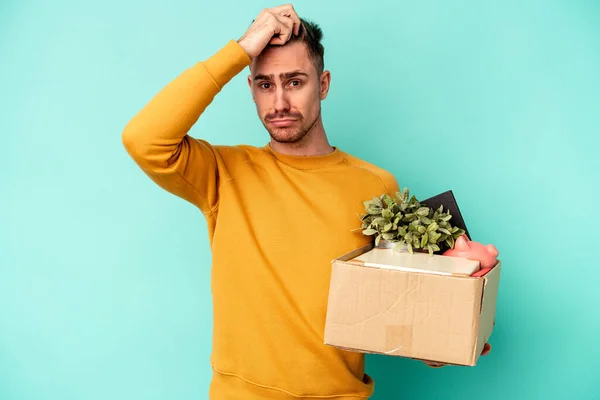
[264,107,321,145]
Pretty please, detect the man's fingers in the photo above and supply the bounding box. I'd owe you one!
[425,362,446,368]
[238,4,302,58]
[269,14,294,45]
[286,9,301,36]
[481,342,492,356]
[270,4,301,36]
[277,14,295,41]
[292,17,301,36]
[422,360,447,368]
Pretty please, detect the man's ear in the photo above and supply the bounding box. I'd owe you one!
[247,75,255,102]
[320,70,331,100]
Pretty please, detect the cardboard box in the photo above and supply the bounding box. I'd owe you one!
[324,243,501,366]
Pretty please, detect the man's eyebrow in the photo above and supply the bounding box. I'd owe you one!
[253,71,310,81]
[281,71,309,79]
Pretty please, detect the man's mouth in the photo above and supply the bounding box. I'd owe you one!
[269,119,297,127]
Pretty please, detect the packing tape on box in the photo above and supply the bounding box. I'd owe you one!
[385,325,412,355]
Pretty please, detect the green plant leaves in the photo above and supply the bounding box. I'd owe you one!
[382,209,394,219]
[413,236,420,249]
[373,196,383,207]
[373,217,386,226]
[358,186,465,255]
[383,195,394,207]
[382,232,396,240]
[417,207,429,216]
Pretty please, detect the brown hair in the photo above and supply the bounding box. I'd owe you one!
[287,18,325,75]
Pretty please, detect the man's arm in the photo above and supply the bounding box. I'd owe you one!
[122,4,302,214]
[121,40,251,213]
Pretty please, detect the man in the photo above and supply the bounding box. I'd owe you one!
[122,4,472,399]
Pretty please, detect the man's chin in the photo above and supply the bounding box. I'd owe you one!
[268,129,307,144]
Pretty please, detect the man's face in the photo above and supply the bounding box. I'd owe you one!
[248,41,330,144]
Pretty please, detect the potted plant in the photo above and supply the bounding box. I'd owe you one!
[359,187,466,255]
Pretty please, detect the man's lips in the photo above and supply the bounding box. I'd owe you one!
[268,119,297,127]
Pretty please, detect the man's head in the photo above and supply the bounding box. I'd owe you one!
[248,18,330,145]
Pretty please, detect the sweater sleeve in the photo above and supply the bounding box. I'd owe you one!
[121,40,251,214]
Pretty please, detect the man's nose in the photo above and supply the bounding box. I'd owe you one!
[273,88,290,113]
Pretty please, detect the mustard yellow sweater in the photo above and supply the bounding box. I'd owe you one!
[122,39,399,399]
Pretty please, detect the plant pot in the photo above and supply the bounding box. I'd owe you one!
[375,238,395,249]
[376,239,409,252]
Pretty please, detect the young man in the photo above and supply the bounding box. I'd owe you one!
[122,4,400,399]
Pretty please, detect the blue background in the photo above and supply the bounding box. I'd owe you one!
[2,0,599,399]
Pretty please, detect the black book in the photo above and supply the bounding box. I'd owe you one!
[422,190,471,240]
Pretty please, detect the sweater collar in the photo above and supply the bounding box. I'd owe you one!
[262,143,347,170]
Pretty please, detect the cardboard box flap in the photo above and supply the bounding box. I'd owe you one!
[333,243,374,263]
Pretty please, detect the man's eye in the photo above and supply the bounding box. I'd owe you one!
[260,83,271,89]
[290,80,301,87]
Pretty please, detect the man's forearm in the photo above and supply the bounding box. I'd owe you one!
[121,39,251,173]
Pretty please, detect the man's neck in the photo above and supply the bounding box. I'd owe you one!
[269,117,334,157]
